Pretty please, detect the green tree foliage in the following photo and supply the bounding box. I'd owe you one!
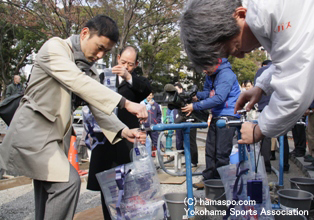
[136,32,199,92]
[228,49,267,84]
[2,0,269,96]
[102,0,184,67]
[2,0,94,38]
[2,0,186,93]
[138,34,182,92]
[121,0,185,92]
[0,0,100,98]
[182,68,206,91]
[0,5,46,96]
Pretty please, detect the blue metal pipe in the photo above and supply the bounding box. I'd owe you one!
[183,126,194,218]
[165,130,173,151]
[237,127,247,163]
[151,122,208,218]
[272,203,281,209]
[279,136,284,186]
[270,136,284,187]
[151,122,208,131]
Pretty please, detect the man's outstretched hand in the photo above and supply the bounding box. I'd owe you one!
[124,100,148,123]
[121,127,146,144]
[234,87,264,113]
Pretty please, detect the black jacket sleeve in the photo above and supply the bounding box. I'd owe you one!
[129,74,152,102]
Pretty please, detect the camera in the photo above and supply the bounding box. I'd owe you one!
[163,84,209,122]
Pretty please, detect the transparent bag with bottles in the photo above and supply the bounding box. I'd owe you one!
[96,135,168,219]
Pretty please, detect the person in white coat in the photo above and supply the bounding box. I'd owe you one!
[180,0,314,144]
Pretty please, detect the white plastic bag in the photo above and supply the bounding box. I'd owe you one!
[96,139,168,219]
[217,144,273,220]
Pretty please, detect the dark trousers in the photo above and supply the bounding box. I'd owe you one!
[34,165,81,220]
[258,109,290,170]
[257,135,290,172]
[292,120,307,154]
[100,191,111,220]
[147,130,163,148]
[260,136,272,172]
[203,117,236,180]
[258,109,272,171]
[87,133,133,220]
[176,128,184,150]
[176,128,198,164]
[190,128,198,165]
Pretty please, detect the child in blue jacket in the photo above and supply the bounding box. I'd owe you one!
[182,58,240,189]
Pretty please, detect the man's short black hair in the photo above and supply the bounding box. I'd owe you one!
[84,15,119,43]
[244,79,253,87]
[119,45,139,63]
[261,60,272,67]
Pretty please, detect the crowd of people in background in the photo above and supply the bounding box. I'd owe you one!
[1,0,314,217]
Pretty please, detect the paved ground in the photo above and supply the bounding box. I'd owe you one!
[1,126,314,220]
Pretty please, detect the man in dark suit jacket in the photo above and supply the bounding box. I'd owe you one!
[87,46,151,219]
[114,47,152,128]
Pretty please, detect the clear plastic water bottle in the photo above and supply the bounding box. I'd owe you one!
[132,124,148,161]
[133,137,148,161]
[132,123,158,175]
[103,68,117,92]
[103,68,118,115]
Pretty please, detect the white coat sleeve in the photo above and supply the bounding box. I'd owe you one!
[255,64,275,96]
[248,0,314,137]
